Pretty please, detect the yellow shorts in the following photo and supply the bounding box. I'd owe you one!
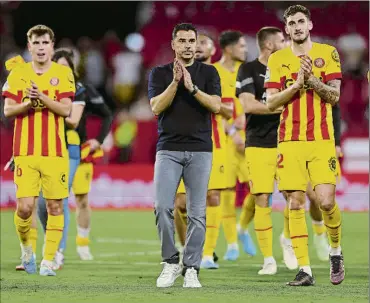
[72,162,94,195]
[245,147,277,194]
[277,140,337,191]
[225,140,248,188]
[14,156,68,199]
[177,148,227,194]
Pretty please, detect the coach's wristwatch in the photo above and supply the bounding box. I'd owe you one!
[190,85,199,96]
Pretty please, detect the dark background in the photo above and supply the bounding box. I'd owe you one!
[10,1,139,45]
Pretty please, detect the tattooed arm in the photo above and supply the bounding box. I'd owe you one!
[306,77,341,106]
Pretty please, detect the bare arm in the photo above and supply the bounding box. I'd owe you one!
[4,98,32,117]
[39,93,72,117]
[65,103,85,129]
[150,80,178,115]
[240,92,281,115]
[219,102,233,119]
[194,90,221,113]
[307,77,341,106]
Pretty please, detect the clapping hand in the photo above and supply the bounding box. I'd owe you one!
[300,55,313,81]
[173,59,183,83]
[179,61,194,91]
[26,81,41,100]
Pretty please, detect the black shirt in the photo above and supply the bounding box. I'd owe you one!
[148,60,221,152]
[236,59,280,148]
[74,83,113,144]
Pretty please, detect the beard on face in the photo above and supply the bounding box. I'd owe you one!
[195,54,209,62]
[292,32,309,45]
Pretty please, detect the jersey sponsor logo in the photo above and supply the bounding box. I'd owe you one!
[50,77,59,86]
[314,58,325,68]
[284,75,324,90]
[265,68,270,81]
[282,64,291,70]
[328,157,337,172]
[331,49,340,63]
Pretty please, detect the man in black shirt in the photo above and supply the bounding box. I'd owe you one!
[236,27,285,275]
[148,23,221,288]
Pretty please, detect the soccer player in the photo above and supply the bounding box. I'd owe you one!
[149,23,221,288]
[236,27,286,275]
[265,5,344,286]
[37,48,86,269]
[214,30,249,261]
[174,33,232,269]
[2,25,75,276]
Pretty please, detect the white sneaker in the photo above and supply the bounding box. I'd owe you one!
[52,250,64,270]
[183,268,202,288]
[314,233,330,261]
[77,246,94,261]
[258,258,277,275]
[280,234,298,270]
[156,262,182,288]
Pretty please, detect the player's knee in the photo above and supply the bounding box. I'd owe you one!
[17,205,33,219]
[255,193,270,208]
[207,190,220,207]
[47,200,63,216]
[75,194,89,209]
[285,191,305,210]
[317,192,335,211]
[175,194,186,211]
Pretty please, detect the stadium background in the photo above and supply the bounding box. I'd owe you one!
[0,1,369,211]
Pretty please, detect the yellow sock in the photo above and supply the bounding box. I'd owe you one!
[221,189,237,244]
[289,209,310,266]
[311,220,326,235]
[321,202,342,248]
[203,205,222,257]
[44,215,64,261]
[14,213,32,246]
[30,228,38,254]
[283,205,290,239]
[254,205,273,257]
[76,226,91,246]
[239,194,255,230]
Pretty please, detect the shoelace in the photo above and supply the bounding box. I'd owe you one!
[331,256,342,274]
[294,269,308,281]
[185,268,198,282]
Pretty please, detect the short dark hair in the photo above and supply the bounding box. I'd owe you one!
[172,23,197,40]
[52,48,78,80]
[219,31,244,50]
[283,5,311,23]
[27,24,55,42]
[256,27,282,49]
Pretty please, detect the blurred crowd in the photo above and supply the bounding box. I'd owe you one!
[0,1,368,165]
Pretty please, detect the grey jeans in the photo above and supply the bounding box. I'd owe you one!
[154,150,212,271]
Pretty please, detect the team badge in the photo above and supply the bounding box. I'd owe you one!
[50,77,59,86]
[60,173,66,184]
[219,165,224,173]
[331,49,340,62]
[328,157,337,172]
[314,58,325,68]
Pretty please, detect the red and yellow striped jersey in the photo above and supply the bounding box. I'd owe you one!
[2,62,75,157]
[265,42,342,143]
[213,61,245,140]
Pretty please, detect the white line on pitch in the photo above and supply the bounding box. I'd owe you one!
[96,238,159,245]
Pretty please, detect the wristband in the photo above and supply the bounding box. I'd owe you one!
[191,85,199,96]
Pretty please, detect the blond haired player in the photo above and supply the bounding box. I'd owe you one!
[2,24,75,276]
[265,5,344,286]
[174,33,233,269]
[214,30,249,261]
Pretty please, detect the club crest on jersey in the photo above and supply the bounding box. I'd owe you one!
[328,157,337,172]
[314,58,325,68]
[50,77,59,86]
[331,49,340,63]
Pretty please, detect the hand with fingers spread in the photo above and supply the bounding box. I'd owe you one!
[173,59,183,83]
[300,55,313,81]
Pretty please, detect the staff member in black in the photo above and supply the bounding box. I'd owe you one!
[148,23,221,288]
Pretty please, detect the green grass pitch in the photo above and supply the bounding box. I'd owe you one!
[1,211,368,303]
